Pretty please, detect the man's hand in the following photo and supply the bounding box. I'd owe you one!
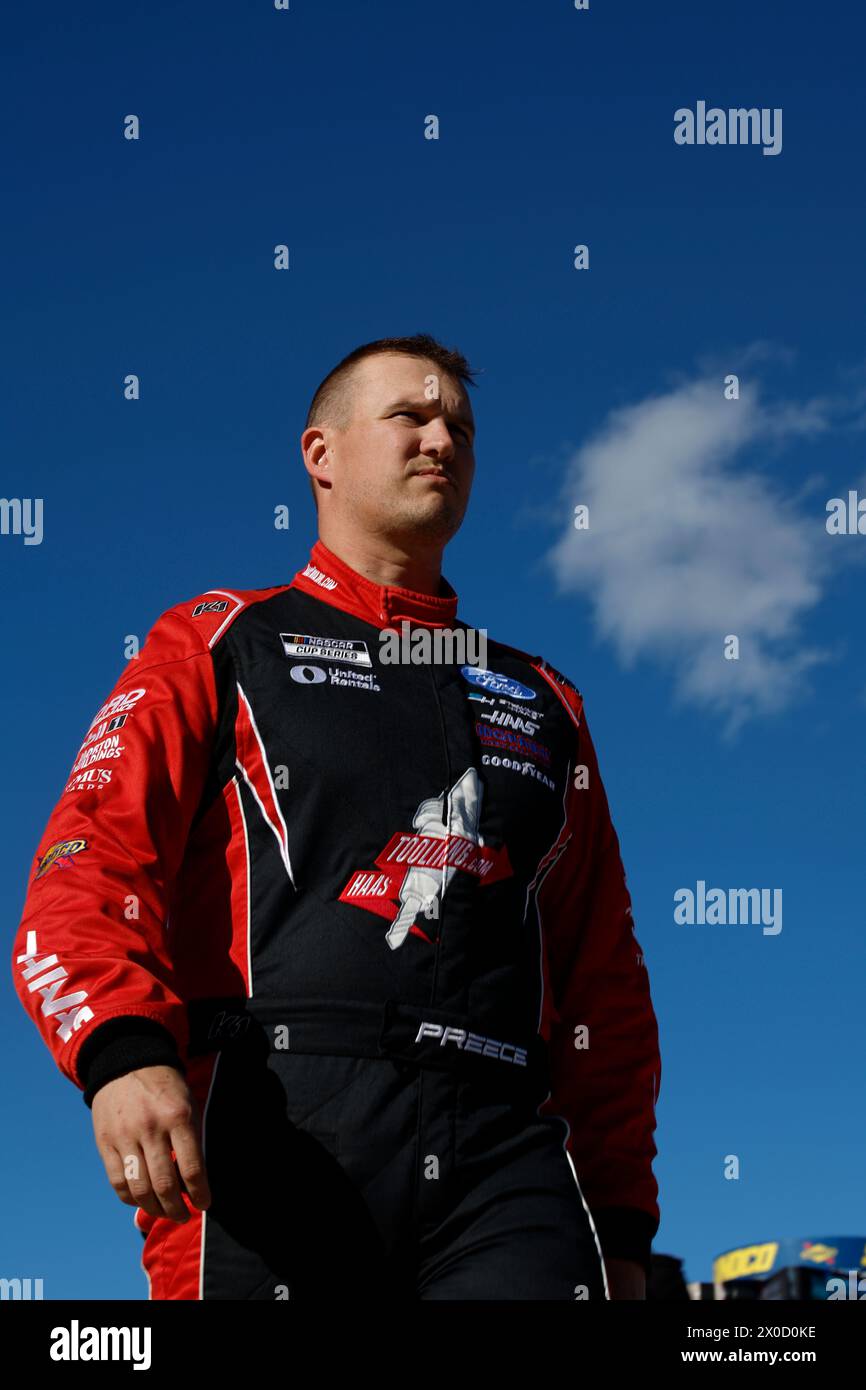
[604,1257,647,1300]
[91,1066,211,1223]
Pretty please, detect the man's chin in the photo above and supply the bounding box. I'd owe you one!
[388,500,466,546]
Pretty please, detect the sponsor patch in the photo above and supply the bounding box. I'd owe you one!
[460,666,535,701]
[65,768,113,793]
[84,688,147,739]
[302,562,338,591]
[192,599,229,618]
[289,664,381,693]
[280,634,372,667]
[474,721,551,765]
[70,733,125,772]
[72,707,131,781]
[16,929,93,1043]
[480,753,555,792]
[339,769,511,949]
[471,706,541,736]
[35,838,88,879]
[289,664,327,685]
[80,712,128,750]
[467,691,546,721]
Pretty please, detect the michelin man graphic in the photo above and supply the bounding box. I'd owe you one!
[385,768,483,950]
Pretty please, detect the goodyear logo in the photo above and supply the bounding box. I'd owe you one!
[35,838,88,879]
[713,1242,778,1283]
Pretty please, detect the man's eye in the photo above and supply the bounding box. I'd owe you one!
[392,411,470,442]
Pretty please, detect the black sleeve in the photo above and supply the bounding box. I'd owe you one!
[76,1016,186,1108]
[591,1206,658,1282]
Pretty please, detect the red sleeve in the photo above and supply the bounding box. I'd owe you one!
[10,604,221,1096]
[537,683,661,1272]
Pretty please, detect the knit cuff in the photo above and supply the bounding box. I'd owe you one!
[76,1016,186,1108]
[591,1207,658,1282]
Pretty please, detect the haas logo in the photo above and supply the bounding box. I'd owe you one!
[339,768,512,950]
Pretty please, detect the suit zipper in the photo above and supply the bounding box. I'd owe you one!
[428,664,452,997]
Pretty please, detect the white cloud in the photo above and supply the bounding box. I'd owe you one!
[546,375,838,735]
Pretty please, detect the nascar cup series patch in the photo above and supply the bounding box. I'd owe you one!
[280,634,372,667]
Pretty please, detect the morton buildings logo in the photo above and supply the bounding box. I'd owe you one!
[674,101,782,156]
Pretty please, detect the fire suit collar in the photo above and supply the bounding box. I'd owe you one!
[292,539,459,630]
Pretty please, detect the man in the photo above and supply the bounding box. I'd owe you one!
[12,333,661,1301]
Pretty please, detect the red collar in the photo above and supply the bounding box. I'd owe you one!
[291,539,459,629]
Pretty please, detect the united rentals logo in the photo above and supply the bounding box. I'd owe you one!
[34,839,88,879]
[289,663,381,692]
[339,768,512,949]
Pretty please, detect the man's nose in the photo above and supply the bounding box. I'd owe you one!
[419,424,455,460]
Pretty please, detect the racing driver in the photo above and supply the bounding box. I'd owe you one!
[12,333,661,1301]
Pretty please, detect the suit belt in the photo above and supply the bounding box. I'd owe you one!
[186,995,550,1088]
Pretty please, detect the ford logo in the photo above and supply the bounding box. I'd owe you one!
[460,667,536,700]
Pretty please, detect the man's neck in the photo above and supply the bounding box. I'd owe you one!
[316,531,445,597]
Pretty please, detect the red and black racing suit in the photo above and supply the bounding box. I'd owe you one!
[12,539,661,1300]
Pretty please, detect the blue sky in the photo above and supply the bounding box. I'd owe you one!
[2,0,864,1298]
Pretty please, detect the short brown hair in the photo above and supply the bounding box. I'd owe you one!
[305,333,480,507]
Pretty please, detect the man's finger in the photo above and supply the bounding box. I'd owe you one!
[140,1136,190,1223]
[118,1141,164,1219]
[100,1144,139,1209]
[170,1121,212,1211]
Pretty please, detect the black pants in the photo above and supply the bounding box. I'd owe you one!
[191,1028,608,1301]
